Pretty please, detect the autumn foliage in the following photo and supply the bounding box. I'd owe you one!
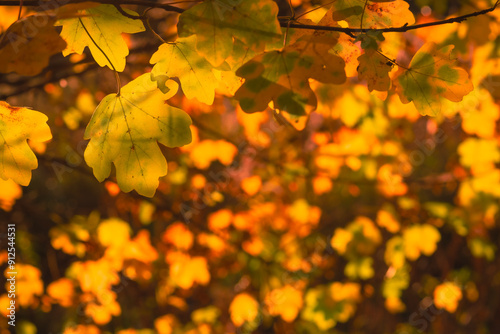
[1,0,500,333]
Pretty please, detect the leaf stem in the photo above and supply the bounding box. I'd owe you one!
[360,0,368,31]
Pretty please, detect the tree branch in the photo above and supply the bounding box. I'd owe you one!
[285,0,500,34]
[0,0,497,36]
[0,0,185,13]
[0,0,500,36]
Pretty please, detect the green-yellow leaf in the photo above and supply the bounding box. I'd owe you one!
[56,3,145,71]
[177,0,281,66]
[83,74,192,197]
[0,16,67,76]
[357,49,392,92]
[235,34,346,115]
[150,36,217,105]
[330,0,415,29]
[0,101,52,186]
[394,43,474,116]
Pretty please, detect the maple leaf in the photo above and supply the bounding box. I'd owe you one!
[330,0,415,29]
[150,36,217,105]
[235,34,346,115]
[83,74,192,197]
[56,4,145,71]
[403,224,441,260]
[177,0,282,66]
[357,49,392,91]
[0,101,52,186]
[393,42,474,116]
[434,282,462,313]
[0,15,66,76]
[265,285,303,322]
[229,293,259,326]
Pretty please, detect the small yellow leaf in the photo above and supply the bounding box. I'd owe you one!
[229,293,259,326]
[403,224,441,261]
[0,178,22,211]
[97,218,131,248]
[47,278,74,307]
[162,223,194,250]
[241,175,262,196]
[0,101,52,186]
[208,209,233,231]
[265,285,303,322]
[434,282,462,313]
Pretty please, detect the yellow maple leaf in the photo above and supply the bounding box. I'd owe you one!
[47,278,74,307]
[167,254,210,289]
[403,224,441,261]
[162,222,194,250]
[97,218,131,248]
[0,101,52,186]
[229,293,259,326]
[84,74,192,197]
[6,264,43,307]
[208,209,233,231]
[460,89,499,138]
[376,208,400,233]
[56,4,145,71]
[155,314,177,334]
[330,282,361,302]
[71,260,120,295]
[241,175,262,196]
[313,175,333,195]
[434,282,462,313]
[63,325,101,334]
[0,178,22,211]
[189,140,238,169]
[330,228,353,254]
[123,230,158,263]
[265,285,303,322]
[458,138,500,169]
[84,291,121,325]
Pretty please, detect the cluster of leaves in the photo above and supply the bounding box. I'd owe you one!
[1,0,500,333]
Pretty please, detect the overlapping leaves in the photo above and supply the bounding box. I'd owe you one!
[235,33,346,115]
[177,0,282,66]
[150,36,218,105]
[330,0,415,29]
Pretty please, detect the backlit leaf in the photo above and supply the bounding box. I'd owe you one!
[434,282,462,313]
[56,4,145,71]
[265,285,303,322]
[0,15,66,76]
[329,0,415,29]
[0,101,52,186]
[84,74,192,197]
[230,293,259,326]
[235,34,346,115]
[150,36,217,105]
[393,42,474,116]
[177,0,281,66]
[358,49,392,91]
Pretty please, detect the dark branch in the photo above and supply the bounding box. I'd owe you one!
[0,0,185,13]
[0,0,498,36]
